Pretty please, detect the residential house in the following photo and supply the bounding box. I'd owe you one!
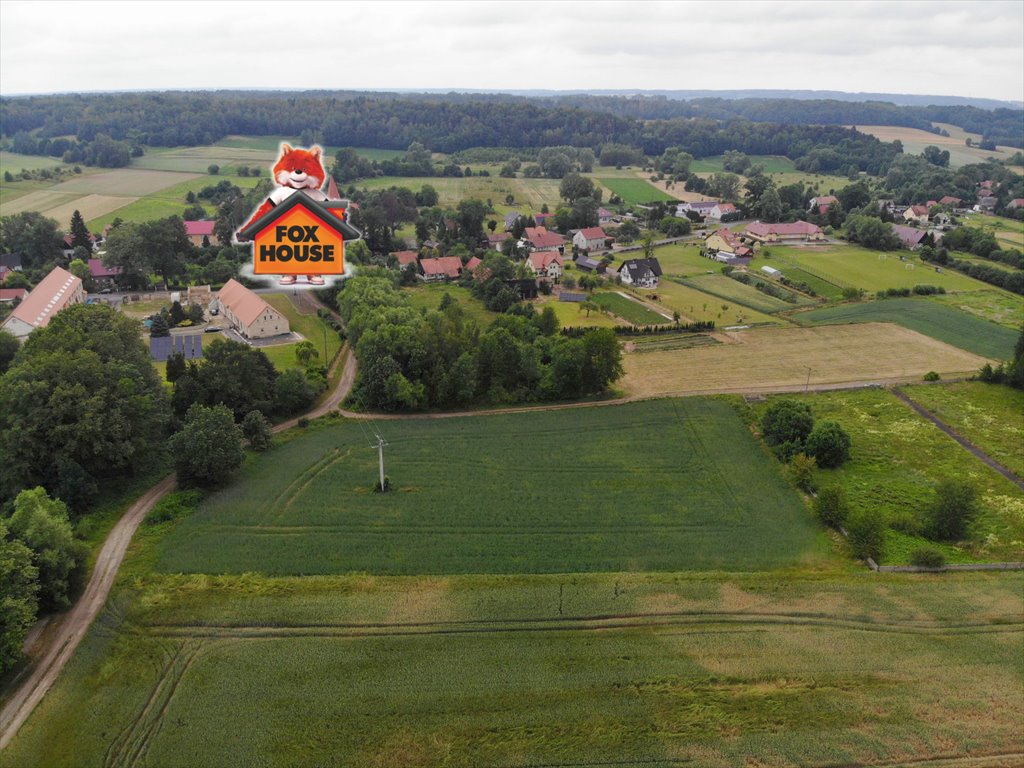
[88,258,122,288]
[938,196,963,209]
[0,288,27,304]
[618,258,662,288]
[184,220,216,247]
[1006,198,1024,210]
[418,256,463,282]
[0,266,86,340]
[464,256,482,274]
[704,229,752,260]
[526,252,563,280]
[903,205,931,226]
[574,255,606,273]
[503,212,521,231]
[675,201,718,219]
[0,253,23,272]
[974,197,998,213]
[743,220,825,244]
[809,195,838,213]
[522,227,565,253]
[891,224,928,250]
[0,266,8,284]
[393,250,419,267]
[710,202,737,220]
[217,278,289,339]
[62,233,98,257]
[597,207,616,225]
[572,227,608,252]
[486,233,508,251]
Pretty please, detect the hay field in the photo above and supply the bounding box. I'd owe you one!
[621,322,988,397]
[854,124,1018,167]
[132,146,279,173]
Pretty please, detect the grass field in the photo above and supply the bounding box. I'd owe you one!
[258,293,341,373]
[752,388,1024,564]
[795,297,1019,360]
[597,177,677,205]
[901,381,1024,480]
[854,124,1019,167]
[214,136,404,162]
[621,323,989,398]
[960,212,1024,250]
[681,273,809,313]
[0,150,74,174]
[538,295,622,329]
[402,283,498,327]
[755,244,993,294]
[592,291,672,324]
[154,399,822,575]
[689,155,797,174]
[930,289,1024,330]
[653,279,785,326]
[646,242,720,276]
[356,175,562,213]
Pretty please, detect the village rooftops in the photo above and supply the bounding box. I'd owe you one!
[576,227,607,241]
[2,266,84,331]
[88,258,121,279]
[419,256,463,279]
[393,250,419,266]
[217,278,276,328]
[183,220,216,237]
[891,224,928,249]
[523,227,566,250]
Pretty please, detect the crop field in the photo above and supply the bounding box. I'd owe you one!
[795,297,1019,360]
[901,381,1024,480]
[597,177,678,204]
[402,283,498,327]
[777,265,847,300]
[0,150,74,174]
[690,154,797,174]
[682,273,807,313]
[620,323,988,398]
[752,388,1024,564]
[6,568,1023,768]
[853,124,1018,167]
[131,146,282,174]
[215,136,404,162]
[653,279,784,326]
[930,289,1024,329]
[626,333,721,353]
[754,245,991,293]
[154,398,822,575]
[592,291,671,324]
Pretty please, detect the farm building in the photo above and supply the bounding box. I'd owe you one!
[216,278,289,339]
[522,227,565,253]
[0,266,86,341]
[705,229,752,259]
[743,220,825,244]
[891,224,929,250]
[486,233,508,251]
[597,207,616,224]
[464,256,482,274]
[939,196,963,208]
[618,258,662,288]
[574,255,606,273]
[572,227,609,252]
[527,252,564,280]
[418,256,463,282]
[676,201,734,221]
[87,258,122,288]
[0,253,23,272]
[0,288,27,304]
[184,220,216,246]
[903,206,931,226]
[1007,198,1024,210]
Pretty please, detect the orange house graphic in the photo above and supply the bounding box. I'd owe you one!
[237,193,361,276]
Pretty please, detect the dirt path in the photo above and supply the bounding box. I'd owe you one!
[893,389,1024,491]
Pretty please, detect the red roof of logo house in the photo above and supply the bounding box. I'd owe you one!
[419,256,463,278]
[184,220,216,237]
[236,192,361,242]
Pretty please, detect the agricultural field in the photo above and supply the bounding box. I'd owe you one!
[596,176,678,205]
[215,136,404,163]
[795,297,1019,360]
[753,244,992,293]
[0,150,75,174]
[651,279,784,327]
[625,333,721,353]
[620,323,988,398]
[690,154,797,174]
[853,124,1019,167]
[930,288,1024,329]
[592,291,672,324]
[154,398,823,575]
[258,293,342,373]
[901,381,1024,480]
[960,212,1024,250]
[6,567,1023,768]
[752,388,1024,564]
[682,273,814,313]
[402,283,498,327]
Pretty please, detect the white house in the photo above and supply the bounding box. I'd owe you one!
[0,266,86,341]
[527,251,563,280]
[617,258,662,288]
[572,227,608,252]
[217,278,290,339]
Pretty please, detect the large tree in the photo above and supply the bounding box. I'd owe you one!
[69,209,92,252]
[0,522,38,675]
[169,404,244,487]
[171,338,277,420]
[0,211,64,270]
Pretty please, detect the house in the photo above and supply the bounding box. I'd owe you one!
[183,220,216,246]
[0,266,86,340]
[676,201,718,218]
[0,253,23,272]
[418,256,463,282]
[930,212,952,229]
[1006,198,1024,210]
[393,250,419,267]
[503,212,521,231]
[522,227,565,253]
[710,202,737,220]
[974,197,998,213]
[464,256,482,274]
[572,227,608,252]
[809,195,838,213]
[0,288,27,303]
[618,258,662,288]
[903,205,931,226]
[486,233,508,251]
[527,251,563,280]
[743,220,825,244]
[704,229,752,259]
[62,233,98,256]
[216,278,289,339]
[938,196,963,209]
[87,258,122,287]
[0,266,8,284]
[574,255,606,273]
[891,224,928,250]
[597,207,616,225]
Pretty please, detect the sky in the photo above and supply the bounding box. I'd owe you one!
[1,0,1022,102]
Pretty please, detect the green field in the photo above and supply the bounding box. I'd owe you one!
[87,175,262,230]
[930,289,1024,329]
[592,291,672,324]
[656,279,785,326]
[402,283,498,327]
[0,150,73,174]
[901,381,1024,480]
[753,389,1024,564]
[154,399,823,575]
[754,245,990,294]
[357,175,561,212]
[646,242,718,276]
[689,155,797,174]
[597,177,677,205]
[214,136,404,162]
[777,265,847,300]
[795,297,1019,360]
[682,273,807,313]
[257,294,342,373]
[539,296,623,329]
[960,213,1024,250]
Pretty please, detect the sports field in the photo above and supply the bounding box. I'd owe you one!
[154,399,822,575]
[620,323,988,398]
[597,177,678,205]
[795,297,1019,360]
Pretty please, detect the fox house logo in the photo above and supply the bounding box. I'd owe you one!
[236,143,361,285]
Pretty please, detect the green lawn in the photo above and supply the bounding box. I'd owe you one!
[539,296,622,329]
[901,381,1024,479]
[794,297,1019,360]
[960,212,1024,250]
[402,283,498,327]
[656,279,785,326]
[681,273,808,313]
[752,389,1024,563]
[259,293,341,372]
[689,155,797,174]
[592,291,672,324]
[214,136,404,162]
[154,398,823,575]
[596,177,676,205]
[646,242,719,276]
[0,150,73,174]
[356,175,562,211]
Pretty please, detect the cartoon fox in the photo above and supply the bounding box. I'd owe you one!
[241,143,330,286]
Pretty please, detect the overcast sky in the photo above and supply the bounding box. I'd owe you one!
[2,0,1022,102]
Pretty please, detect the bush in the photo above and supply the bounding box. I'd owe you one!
[813,485,849,528]
[297,417,310,428]
[145,490,203,526]
[925,479,978,541]
[909,546,946,569]
[241,410,272,451]
[923,371,940,382]
[846,508,886,562]
[788,453,817,492]
[805,421,851,468]
[761,399,814,451]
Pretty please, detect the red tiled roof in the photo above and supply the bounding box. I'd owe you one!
[576,227,607,240]
[420,256,462,278]
[62,233,96,247]
[892,224,926,247]
[218,278,280,328]
[528,252,563,272]
[0,288,27,302]
[184,220,216,237]
[909,205,930,216]
[716,203,737,213]
[464,256,482,272]
[87,258,121,279]
[393,250,418,266]
[6,267,82,330]
[939,196,962,205]
[523,227,565,249]
[1007,198,1024,209]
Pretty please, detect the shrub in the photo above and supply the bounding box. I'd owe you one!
[761,399,814,451]
[925,479,978,541]
[805,421,852,468]
[297,417,310,428]
[909,546,946,569]
[241,410,272,451]
[813,485,849,528]
[923,371,940,382]
[846,508,886,562]
[145,490,203,525]
[788,453,817,492]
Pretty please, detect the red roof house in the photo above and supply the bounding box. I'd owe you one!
[418,256,463,282]
[522,227,565,252]
[393,250,419,267]
[184,220,216,245]
[743,220,824,243]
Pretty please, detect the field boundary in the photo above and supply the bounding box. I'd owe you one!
[866,558,1024,573]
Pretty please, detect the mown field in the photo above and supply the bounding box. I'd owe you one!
[752,387,1024,564]
[795,297,1019,360]
[621,323,988,398]
[647,242,719,276]
[592,291,671,324]
[538,295,622,329]
[356,174,562,213]
[597,177,678,205]
[154,399,823,575]
[960,212,1024,250]
[854,124,1019,167]
[901,381,1024,480]
[681,273,814,313]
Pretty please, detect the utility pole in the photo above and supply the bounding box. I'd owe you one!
[376,433,388,492]
[804,366,813,393]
